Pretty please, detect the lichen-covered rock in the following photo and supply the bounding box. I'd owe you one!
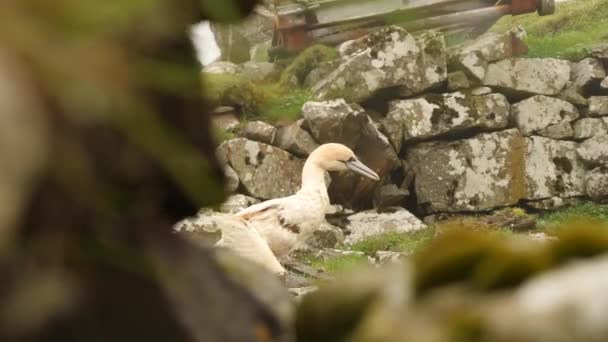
[585,166,608,199]
[537,122,574,140]
[571,58,606,92]
[447,71,471,91]
[449,27,527,81]
[344,207,426,245]
[577,135,608,165]
[589,96,608,116]
[573,118,608,140]
[525,136,586,200]
[275,119,319,157]
[240,120,277,145]
[512,95,579,136]
[406,129,527,212]
[310,26,447,103]
[220,194,260,213]
[303,100,400,208]
[302,221,344,250]
[217,138,303,199]
[383,92,509,152]
[482,58,570,95]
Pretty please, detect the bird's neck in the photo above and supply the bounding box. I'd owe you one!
[300,160,328,192]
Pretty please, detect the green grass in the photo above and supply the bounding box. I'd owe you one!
[491,0,608,60]
[300,253,370,275]
[537,202,608,234]
[347,229,436,255]
[202,45,335,123]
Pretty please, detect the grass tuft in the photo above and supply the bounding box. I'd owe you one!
[491,0,608,60]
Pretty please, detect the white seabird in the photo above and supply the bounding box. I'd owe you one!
[215,143,380,276]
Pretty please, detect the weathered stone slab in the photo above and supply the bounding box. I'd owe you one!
[572,118,608,140]
[406,129,527,212]
[525,136,586,200]
[310,26,447,103]
[482,58,570,95]
[383,92,510,152]
[344,207,426,244]
[449,27,527,81]
[217,138,303,200]
[512,95,579,136]
[577,135,608,166]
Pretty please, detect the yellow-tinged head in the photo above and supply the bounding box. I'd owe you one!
[307,143,379,181]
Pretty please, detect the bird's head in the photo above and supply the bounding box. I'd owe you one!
[308,143,379,181]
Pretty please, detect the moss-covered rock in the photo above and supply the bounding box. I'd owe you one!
[278,44,339,88]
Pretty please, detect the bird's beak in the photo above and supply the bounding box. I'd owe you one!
[346,159,380,181]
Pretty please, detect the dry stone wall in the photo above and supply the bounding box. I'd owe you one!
[210,26,608,214]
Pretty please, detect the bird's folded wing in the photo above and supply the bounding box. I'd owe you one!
[214,215,286,275]
[235,197,302,234]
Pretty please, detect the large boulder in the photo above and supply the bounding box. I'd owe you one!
[585,165,608,199]
[406,129,527,213]
[344,207,426,245]
[482,58,570,95]
[448,27,528,81]
[512,95,579,136]
[383,92,509,152]
[577,135,608,166]
[217,138,304,200]
[302,99,400,208]
[310,26,447,103]
[524,136,586,200]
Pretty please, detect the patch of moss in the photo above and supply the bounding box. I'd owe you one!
[413,227,499,294]
[473,240,551,291]
[279,44,338,88]
[296,285,377,342]
[549,220,608,263]
[259,88,314,123]
[202,72,313,123]
[347,229,435,256]
[202,73,276,117]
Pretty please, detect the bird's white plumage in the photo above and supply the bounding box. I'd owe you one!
[210,143,379,276]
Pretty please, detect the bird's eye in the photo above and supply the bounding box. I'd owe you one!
[347,157,356,162]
